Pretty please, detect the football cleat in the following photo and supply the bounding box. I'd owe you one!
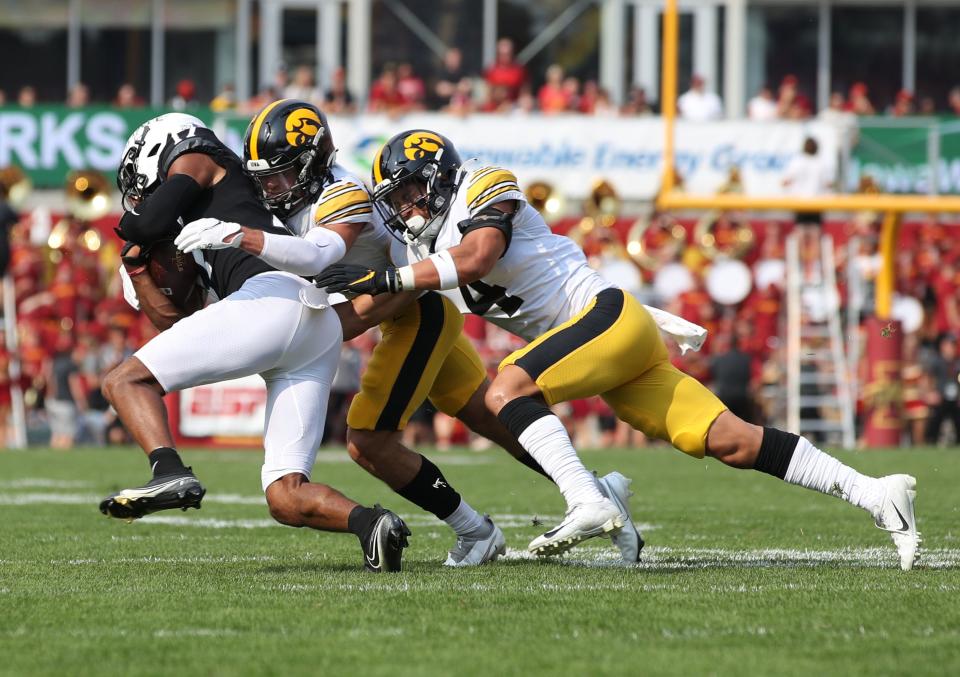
[873,474,921,571]
[444,515,506,567]
[360,506,411,573]
[99,470,205,522]
[596,471,644,563]
[528,499,623,557]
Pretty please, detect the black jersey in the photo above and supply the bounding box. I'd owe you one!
[155,129,291,298]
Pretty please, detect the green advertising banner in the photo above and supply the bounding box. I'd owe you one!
[848,118,960,194]
[0,106,250,188]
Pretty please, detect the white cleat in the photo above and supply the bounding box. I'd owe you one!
[873,474,921,571]
[528,499,623,557]
[444,515,506,567]
[596,472,644,563]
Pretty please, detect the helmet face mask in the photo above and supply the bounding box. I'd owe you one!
[247,149,319,216]
[371,130,462,244]
[243,100,336,218]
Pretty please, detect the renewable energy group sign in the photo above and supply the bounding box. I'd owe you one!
[0,106,846,199]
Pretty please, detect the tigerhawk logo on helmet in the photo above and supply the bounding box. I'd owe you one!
[371,129,462,241]
[402,132,445,161]
[242,99,336,218]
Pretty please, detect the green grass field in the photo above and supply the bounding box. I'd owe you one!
[1,445,958,676]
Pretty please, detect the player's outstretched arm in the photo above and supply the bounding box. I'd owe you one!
[176,219,362,278]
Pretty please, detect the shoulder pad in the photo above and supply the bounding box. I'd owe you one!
[314,179,373,225]
[465,166,522,215]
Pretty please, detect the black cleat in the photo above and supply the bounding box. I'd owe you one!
[99,469,206,522]
[360,506,411,573]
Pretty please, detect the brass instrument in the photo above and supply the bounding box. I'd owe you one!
[65,170,112,222]
[695,167,754,261]
[0,165,32,209]
[626,211,686,270]
[569,178,620,246]
[524,180,565,219]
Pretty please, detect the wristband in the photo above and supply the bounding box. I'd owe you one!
[428,250,460,289]
[397,265,416,291]
[126,265,148,278]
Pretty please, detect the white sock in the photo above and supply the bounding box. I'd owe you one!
[783,436,884,515]
[517,415,605,507]
[443,498,486,536]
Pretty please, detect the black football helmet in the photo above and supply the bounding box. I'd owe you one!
[370,129,462,242]
[242,99,336,217]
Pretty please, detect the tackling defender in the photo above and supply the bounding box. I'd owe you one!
[317,129,922,571]
[175,100,640,564]
[100,113,409,573]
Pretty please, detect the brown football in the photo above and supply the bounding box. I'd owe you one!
[147,239,204,313]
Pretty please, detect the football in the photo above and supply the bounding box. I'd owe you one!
[147,239,204,313]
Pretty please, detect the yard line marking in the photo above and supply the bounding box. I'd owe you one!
[501,546,960,570]
[0,479,92,489]
[0,492,101,505]
[142,516,278,529]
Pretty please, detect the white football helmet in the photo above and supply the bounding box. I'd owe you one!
[117,113,206,211]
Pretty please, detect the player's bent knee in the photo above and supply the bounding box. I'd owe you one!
[485,365,540,414]
[346,428,393,464]
[705,412,762,468]
[102,357,161,406]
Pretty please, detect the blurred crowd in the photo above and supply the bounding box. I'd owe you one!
[5,38,960,120]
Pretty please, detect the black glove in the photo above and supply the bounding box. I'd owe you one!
[314,263,402,296]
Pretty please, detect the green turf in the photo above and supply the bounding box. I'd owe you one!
[0,445,958,676]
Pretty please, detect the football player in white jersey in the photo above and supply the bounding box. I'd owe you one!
[102,113,410,573]
[316,129,921,571]
[175,102,644,565]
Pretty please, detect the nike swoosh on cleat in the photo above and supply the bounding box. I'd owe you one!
[365,550,381,571]
[542,520,574,539]
[891,503,910,532]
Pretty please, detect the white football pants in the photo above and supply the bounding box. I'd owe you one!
[134,271,342,491]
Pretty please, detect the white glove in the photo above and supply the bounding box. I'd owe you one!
[175,218,244,253]
[118,265,140,311]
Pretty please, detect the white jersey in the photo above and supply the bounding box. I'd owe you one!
[284,164,392,271]
[398,164,611,341]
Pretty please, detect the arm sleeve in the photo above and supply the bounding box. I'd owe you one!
[258,227,348,276]
[116,174,204,245]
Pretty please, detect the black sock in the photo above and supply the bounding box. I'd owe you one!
[754,427,800,479]
[516,452,553,481]
[347,505,378,539]
[396,455,461,520]
[148,447,187,477]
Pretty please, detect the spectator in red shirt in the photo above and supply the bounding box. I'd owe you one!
[578,80,600,114]
[368,65,409,114]
[538,64,569,113]
[889,89,914,117]
[480,84,512,113]
[396,63,426,109]
[846,82,875,115]
[484,38,527,101]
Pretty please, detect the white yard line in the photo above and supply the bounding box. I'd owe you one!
[0,478,92,489]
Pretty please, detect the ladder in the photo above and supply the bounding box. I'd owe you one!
[785,233,856,448]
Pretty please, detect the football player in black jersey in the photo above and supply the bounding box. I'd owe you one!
[100,113,410,572]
